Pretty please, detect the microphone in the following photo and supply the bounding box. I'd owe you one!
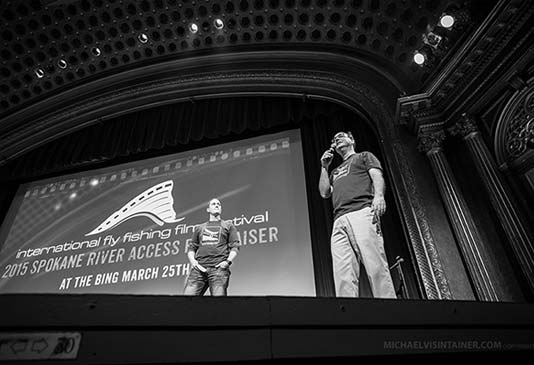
[328,142,336,153]
[321,143,336,167]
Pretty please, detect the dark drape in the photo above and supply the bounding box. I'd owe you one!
[1,97,339,180]
[0,96,417,298]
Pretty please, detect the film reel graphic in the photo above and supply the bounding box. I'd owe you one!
[85,180,184,236]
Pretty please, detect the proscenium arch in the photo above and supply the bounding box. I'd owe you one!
[0,51,451,300]
[0,50,404,162]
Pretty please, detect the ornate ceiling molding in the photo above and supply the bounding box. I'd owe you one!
[0,0,455,118]
[397,0,534,134]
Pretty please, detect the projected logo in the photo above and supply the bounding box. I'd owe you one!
[85,180,184,236]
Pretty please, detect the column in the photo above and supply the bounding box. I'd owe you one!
[450,114,534,292]
[418,130,499,301]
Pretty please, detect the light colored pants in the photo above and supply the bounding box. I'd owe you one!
[331,207,397,298]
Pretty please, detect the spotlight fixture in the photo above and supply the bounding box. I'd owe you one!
[213,18,224,30]
[189,23,198,34]
[413,51,426,65]
[137,33,148,43]
[439,14,455,29]
[91,47,101,56]
[439,5,470,31]
[57,59,67,69]
[34,68,45,78]
[422,31,442,49]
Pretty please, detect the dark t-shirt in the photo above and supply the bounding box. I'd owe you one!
[188,220,240,267]
[330,151,382,220]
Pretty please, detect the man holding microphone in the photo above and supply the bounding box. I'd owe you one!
[319,131,396,298]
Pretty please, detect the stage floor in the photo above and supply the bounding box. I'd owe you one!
[1,295,533,363]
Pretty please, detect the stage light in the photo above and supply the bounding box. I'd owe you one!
[189,23,198,34]
[34,68,44,78]
[423,31,442,49]
[137,33,148,43]
[439,14,455,29]
[413,51,426,65]
[214,18,224,30]
[91,47,101,56]
[89,179,99,187]
[57,59,67,69]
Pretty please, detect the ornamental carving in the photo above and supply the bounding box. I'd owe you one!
[417,130,446,153]
[495,84,534,164]
[449,113,478,137]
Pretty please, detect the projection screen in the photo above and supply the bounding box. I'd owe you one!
[0,129,315,296]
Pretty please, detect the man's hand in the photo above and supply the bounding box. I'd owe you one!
[215,260,230,269]
[190,258,207,272]
[320,149,334,168]
[371,195,386,218]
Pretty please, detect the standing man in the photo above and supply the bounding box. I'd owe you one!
[319,131,396,298]
[183,198,240,296]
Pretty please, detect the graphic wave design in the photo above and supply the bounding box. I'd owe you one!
[85,180,184,236]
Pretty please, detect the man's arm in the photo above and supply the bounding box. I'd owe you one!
[188,227,206,272]
[227,248,238,263]
[368,167,386,217]
[319,149,334,199]
[216,223,239,269]
[319,167,332,199]
[187,250,207,272]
